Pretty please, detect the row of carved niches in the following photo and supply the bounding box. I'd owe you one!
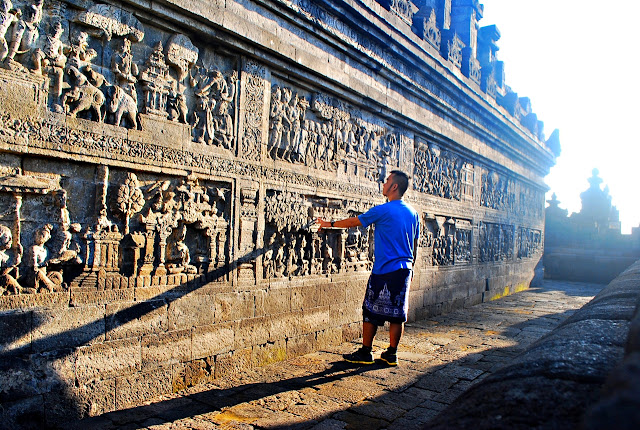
[419,214,472,266]
[0,1,238,144]
[262,191,373,280]
[517,227,542,259]
[480,169,544,220]
[268,84,411,183]
[413,140,474,201]
[0,167,231,296]
[478,221,514,263]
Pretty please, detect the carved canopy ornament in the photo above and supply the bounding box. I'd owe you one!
[75,4,144,42]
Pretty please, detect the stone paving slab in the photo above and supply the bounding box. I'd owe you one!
[73,280,603,429]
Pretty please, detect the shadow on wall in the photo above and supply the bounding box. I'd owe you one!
[65,285,597,429]
[0,246,272,428]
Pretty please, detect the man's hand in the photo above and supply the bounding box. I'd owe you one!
[316,218,331,231]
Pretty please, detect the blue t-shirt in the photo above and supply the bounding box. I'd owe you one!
[358,200,420,275]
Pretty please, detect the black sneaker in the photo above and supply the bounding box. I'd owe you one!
[342,347,374,365]
[379,349,398,366]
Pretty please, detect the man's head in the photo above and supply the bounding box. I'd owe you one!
[382,170,410,200]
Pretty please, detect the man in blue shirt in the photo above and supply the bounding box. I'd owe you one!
[317,170,420,366]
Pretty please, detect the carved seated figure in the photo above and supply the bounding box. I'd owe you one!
[4,0,43,69]
[0,224,22,295]
[167,225,196,274]
[27,224,63,293]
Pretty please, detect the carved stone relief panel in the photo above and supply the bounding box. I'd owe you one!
[266,83,403,185]
[419,214,472,266]
[517,227,542,259]
[0,163,233,296]
[1,1,239,151]
[413,140,473,201]
[478,221,514,263]
[262,190,373,280]
[480,169,514,212]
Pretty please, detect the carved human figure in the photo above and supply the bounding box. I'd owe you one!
[167,224,196,274]
[27,224,61,292]
[263,231,276,279]
[112,38,138,102]
[167,80,188,123]
[296,234,308,275]
[268,86,284,158]
[33,21,67,106]
[322,235,334,273]
[67,31,93,70]
[48,190,81,264]
[0,0,19,62]
[274,232,285,277]
[278,88,294,159]
[190,66,224,145]
[213,71,237,148]
[0,224,22,295]
[5,0,43,66]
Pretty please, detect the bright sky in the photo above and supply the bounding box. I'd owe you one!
[480,1,640,233]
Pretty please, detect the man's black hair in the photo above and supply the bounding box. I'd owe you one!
[390,170,409,196]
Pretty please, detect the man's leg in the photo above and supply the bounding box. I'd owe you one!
[362,321,377,347]
[389,322,404,348]
[380,322,403,366]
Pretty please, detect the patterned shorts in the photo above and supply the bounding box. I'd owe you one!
[362,268,412,326]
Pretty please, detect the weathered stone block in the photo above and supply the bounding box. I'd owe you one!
[141,330,191,370]
[0,310,32,355]
[172,358,214,392]
[76,338,141,383]
[253,339,287,367]
[215,292,255,323]
[320,281,346,307]
[255,287,291,316]
[32,306,106,353]
[0,349,75,401]
[235,316,269,348]
[115,366,173,410]
[167,294,215,330]
[106,300,168,341]
[291,285,320,311]
[192,322,235,358]
[316,327,343,349]
[286,333,316,359]
[215,348,252,380]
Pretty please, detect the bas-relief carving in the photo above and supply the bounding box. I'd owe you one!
[413,141,473,201]
[239,60,265,161]
[414,8,441,50]
[267,84,404,185]
[0,167,232,295]
[419,214,471,266]
[478,221,514,263]
[262,191,372,279]
[481,169,544,220]
[517,227,541,259]
[0,0,548,298]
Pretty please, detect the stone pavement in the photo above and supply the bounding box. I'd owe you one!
[78,280,603,430]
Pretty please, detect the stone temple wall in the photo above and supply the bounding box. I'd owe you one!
[0,0,555,425]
